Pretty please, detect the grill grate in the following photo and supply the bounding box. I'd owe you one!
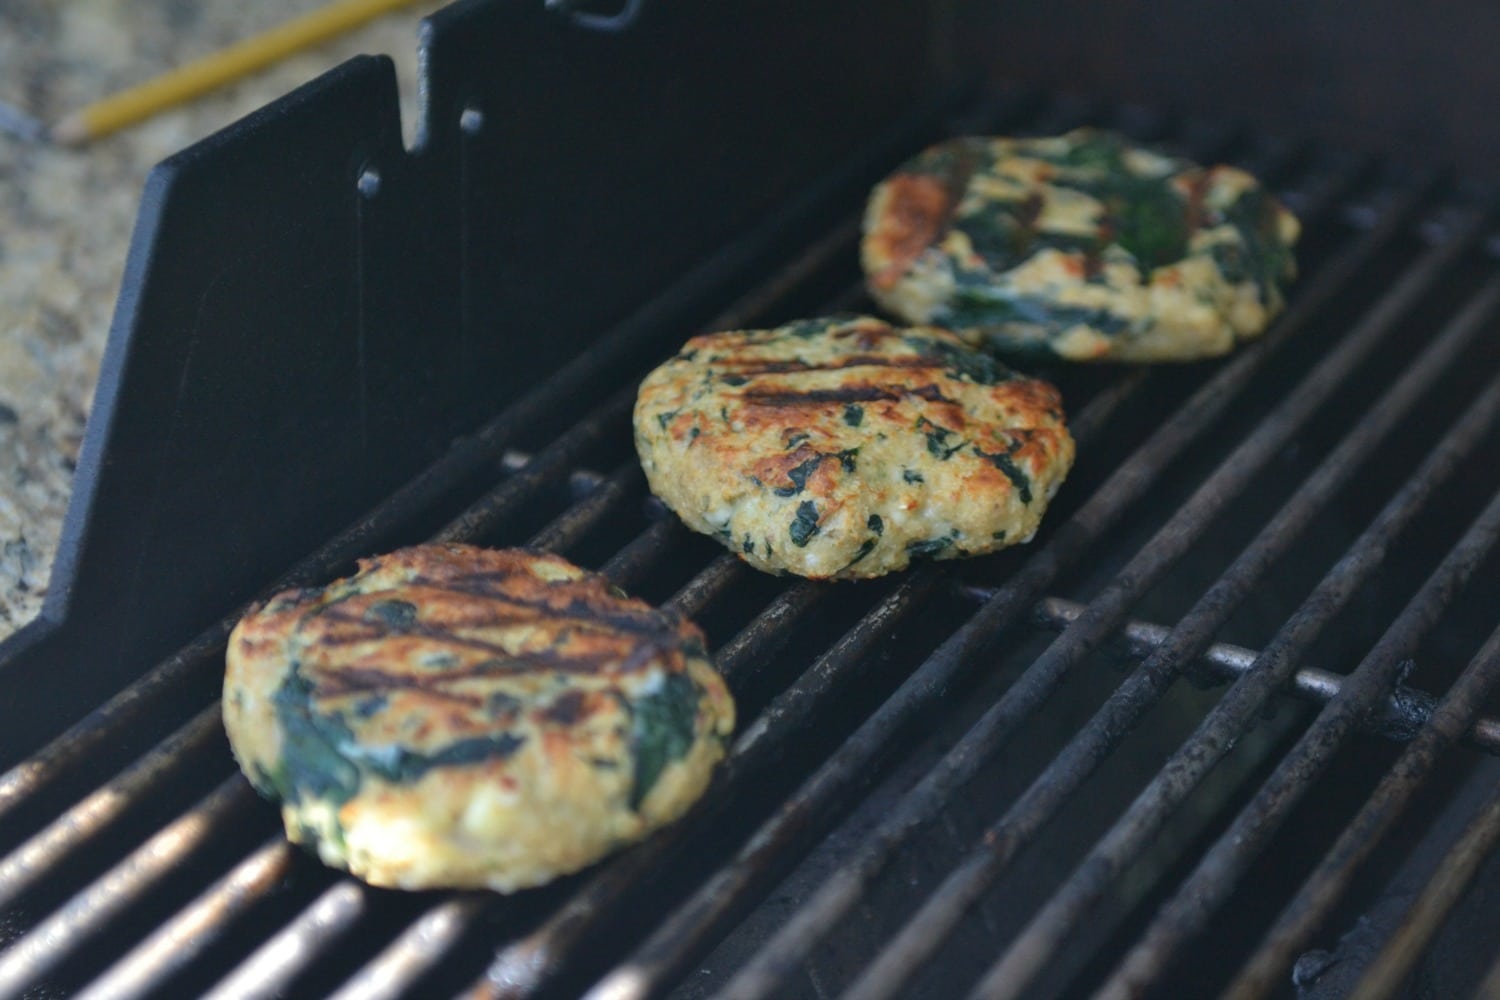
[2,90,1500,999]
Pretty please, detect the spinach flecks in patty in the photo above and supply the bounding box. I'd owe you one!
[774,456,824,498]
[906,532,959,559]
[353,694,388,719]
[789,501,821,548]
[486,691,521,717]
[843,404,864,427]
[271,671,361,806]
[720,374,749,387]
[785,317,836,340]
[1210,242,1250,284]
[902,468,925,484]
[956,205,1024,270]
[917,418,966,460]
[365,599,418,629]
[355,734,528,784]
[905,333,1011,386]
[1220,187,1294,304]
[773,450,858,498]
[842,537,880,571]
[974,445,1034,503]
[630,672,701,810]
[1051,131,1127,170]
[1105,176,1191,270]
[948,288,1134,340]
[867,514,884,535]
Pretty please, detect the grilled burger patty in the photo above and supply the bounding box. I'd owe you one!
[634,315,1075,580]
[862,129,1300,363]
[223,544,735,892]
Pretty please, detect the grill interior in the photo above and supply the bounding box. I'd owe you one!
[3,83,1500,1000]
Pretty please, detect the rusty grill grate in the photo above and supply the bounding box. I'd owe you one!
[3,90,1500,999]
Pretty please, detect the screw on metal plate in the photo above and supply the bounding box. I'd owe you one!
[459,103,484,136]
[545,0,647,32]
[357,166,382,199]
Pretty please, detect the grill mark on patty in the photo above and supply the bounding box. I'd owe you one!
[306,614,683,676]
[310,575,689,643]
[326,599,670,636]
[295,564,697,690]
[308,636,686,700]
[310,666,491,705]
[412,574,687,635]
[542,690,590,725]
[316,601,681,653]
[742,382,959,407]
[706,354,952,377]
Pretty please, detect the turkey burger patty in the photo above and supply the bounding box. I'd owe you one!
[634,315,1075,579]
[223,544,735,892]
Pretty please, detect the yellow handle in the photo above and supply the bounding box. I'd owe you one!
[54,0,426,145]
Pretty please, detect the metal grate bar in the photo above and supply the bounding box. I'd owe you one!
[1092,479,1500,1000]
[433,385,637,544]
[711,579,827,683]
[669,170,1425,1000]
[201,880,367,1000]
[838,269,1500,1000]
[600,518,687,588]
[0,705,221,910]
[1065,370,1150,445]
[0,776,252,995]
[1245,618,1500,1000]
[666,554,749,620]
[990,476,1500,1000]
[1344,785,1500,999]
[75,837,294,1000]
[577,160,1391,1000]
[528,461,646,554]
[1033,596,1500,755]
[1210,488,1500,998]
[1468,906,1500,998]
[328,896,490,1000]
[0,624,236,830]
